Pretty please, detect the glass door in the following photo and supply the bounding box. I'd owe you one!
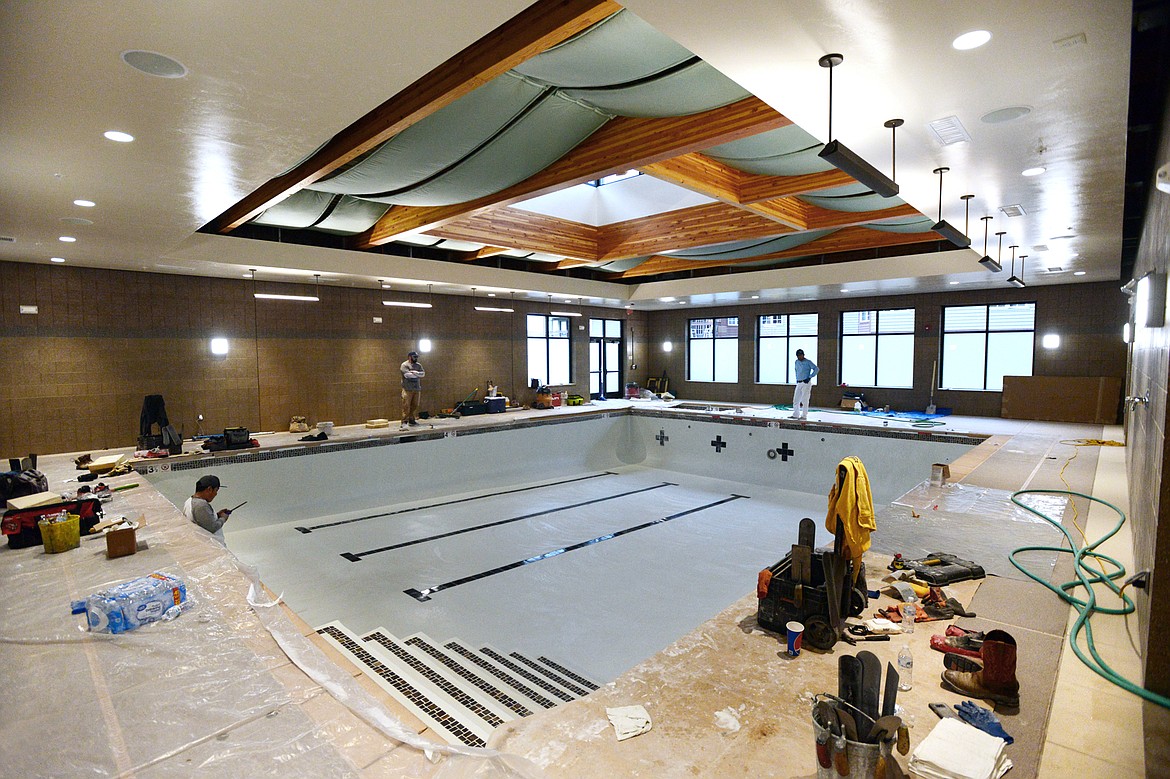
[588,318,623,399]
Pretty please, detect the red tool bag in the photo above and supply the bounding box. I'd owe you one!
[2,498,103,549]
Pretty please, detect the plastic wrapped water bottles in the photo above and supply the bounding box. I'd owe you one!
[898,644,914,690]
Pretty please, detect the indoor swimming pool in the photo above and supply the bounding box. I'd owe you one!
[147,412,978,682]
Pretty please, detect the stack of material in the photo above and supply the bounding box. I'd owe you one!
[908,717,1012,779]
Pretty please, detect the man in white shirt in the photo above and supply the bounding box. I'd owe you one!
[183,474,232,542]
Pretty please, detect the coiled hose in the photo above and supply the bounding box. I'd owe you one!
[1008,487,1170,709]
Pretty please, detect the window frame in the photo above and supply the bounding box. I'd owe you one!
[526,313,572,386]
[756,312,819,384]
[686,315,739,383]
[838,308,915,389]
[939,302,1036,391]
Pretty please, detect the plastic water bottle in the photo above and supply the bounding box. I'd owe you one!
[898,644,914,691]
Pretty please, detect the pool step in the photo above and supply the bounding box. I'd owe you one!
[314,621,598,747]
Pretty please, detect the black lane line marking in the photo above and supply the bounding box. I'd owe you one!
[777,442,795,461]
[295,471,616,533]
[404,494,748,601]
[342,481,676,562]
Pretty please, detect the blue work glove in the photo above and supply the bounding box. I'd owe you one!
[956,700,1014,744]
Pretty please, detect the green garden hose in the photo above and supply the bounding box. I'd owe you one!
[1008,488,1170,709]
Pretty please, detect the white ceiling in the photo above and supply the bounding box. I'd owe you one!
[0,1,1132,311]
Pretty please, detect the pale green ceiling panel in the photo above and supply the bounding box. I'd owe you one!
[251,190,335,228]
[563,60,750,118]
[703,126,835,176]
[513,10,693,88]
[800,191,907,212]
[312,196,390,235]
[663,229,836,261]
[595,257,648,273]
[864,218,936,233]
[367,92,610,206]
[308,74,547,196]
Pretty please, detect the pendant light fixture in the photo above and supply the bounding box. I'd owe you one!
[1007,245,1026,287]
[930,167,971,247]
[815,53,900,198]
[253,271,321,302]
[474,285,513,313]
[978,216,1001,271]
[382,280,432,308]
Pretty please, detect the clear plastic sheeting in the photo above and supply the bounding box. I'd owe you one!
[870,481,1070,581]
[0,455,545,779]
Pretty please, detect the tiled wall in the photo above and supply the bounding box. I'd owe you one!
[1127,86,1170,696]
[646,282,1128,417]
[0,263,647,456]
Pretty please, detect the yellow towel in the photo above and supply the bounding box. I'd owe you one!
[825,456,876,580]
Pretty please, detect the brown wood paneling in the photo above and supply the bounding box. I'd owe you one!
[595,202,791,261]
[432,209,598,260]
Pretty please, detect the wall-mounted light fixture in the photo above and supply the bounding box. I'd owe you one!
[209,337,229,356]
[978,216,1001,272]
[815,54,900,198]
[931,167,971,247]
[418,338,433,353]
[663,340,673,352]
[1041,333,1061,349]
[254,273,321,302]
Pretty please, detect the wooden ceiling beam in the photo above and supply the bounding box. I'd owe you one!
[594,201,791,261]
[803,201,922,230]
[430,209,598,260]
[615,227,943,278]
[737,168,857,203]
[356,96,791,247]
[459,246,512,261]
[204,0,621,234]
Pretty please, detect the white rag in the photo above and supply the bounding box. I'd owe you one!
[606,705,653,741]
[909,717,1012,779]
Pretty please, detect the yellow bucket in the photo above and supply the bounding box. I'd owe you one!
[39,513,81,553]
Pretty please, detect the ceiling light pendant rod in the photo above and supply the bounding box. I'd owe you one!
[930,167,971,248]
[960,194,974,236]
[821,53,842,140]
[884,118,903,182]
[816,53,900,198]
[978,216,1001,272]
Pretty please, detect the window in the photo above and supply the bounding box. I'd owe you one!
[588,318,623,398]
[527,314,571,386]
[940,303,1035,391]
[687,316,739,382]
[757,313,818,383]
[840,308,914,388]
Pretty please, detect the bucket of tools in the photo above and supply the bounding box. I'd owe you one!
[811,697,881,779]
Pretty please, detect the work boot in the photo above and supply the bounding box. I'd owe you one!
[941,629,1020,708]
[930,632,984,658]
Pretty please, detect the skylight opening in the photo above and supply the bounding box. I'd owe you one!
[584,170,643,188]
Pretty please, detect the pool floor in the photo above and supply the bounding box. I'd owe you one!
[227,464,831,682]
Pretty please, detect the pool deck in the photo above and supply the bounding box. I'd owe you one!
[1,401,1161,777]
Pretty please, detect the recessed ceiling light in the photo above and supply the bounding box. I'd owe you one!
[59,236,76,242]
[103,130,134,143]
[949,281,960,285]
[840,288,850,293]
[60,217,93,226]
[980,106,1032,124]
[659,296,675,302]
[1074,271,1086,276]
[1022,167,1046,177]
[50,257,65,263]
[73,199,95,208]
[952,30,992,50]
[120,50,188,78]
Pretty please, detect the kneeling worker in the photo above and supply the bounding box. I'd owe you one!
[184,474,234,542]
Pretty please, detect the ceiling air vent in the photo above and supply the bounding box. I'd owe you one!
[1032,244,1050,253]
[0,235,15,243]
[999,204,1027,217]
[927,115,972,146]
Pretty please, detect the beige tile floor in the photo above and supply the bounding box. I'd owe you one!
[1034,435,1169,777]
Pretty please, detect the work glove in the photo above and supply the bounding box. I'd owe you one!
[956,700,1014,744]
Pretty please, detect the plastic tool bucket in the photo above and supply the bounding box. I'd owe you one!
[39,513,81,553]
[812,703,880,779]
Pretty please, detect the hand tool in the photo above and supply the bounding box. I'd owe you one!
[858,650,882,741]
[882,661,899,717]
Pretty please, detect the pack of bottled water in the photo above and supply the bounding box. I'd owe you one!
[71,571,189,633]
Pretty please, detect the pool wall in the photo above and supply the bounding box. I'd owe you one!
[146,411,977,531]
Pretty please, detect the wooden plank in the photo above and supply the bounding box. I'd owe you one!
[204,0,622,233]
[595,202,790,261]
[431,210,598,261]
[638,153,743,202]
[356,97,791,247]
[738,168,857,203]
[803,201,922,230]
[615,227,942,278]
